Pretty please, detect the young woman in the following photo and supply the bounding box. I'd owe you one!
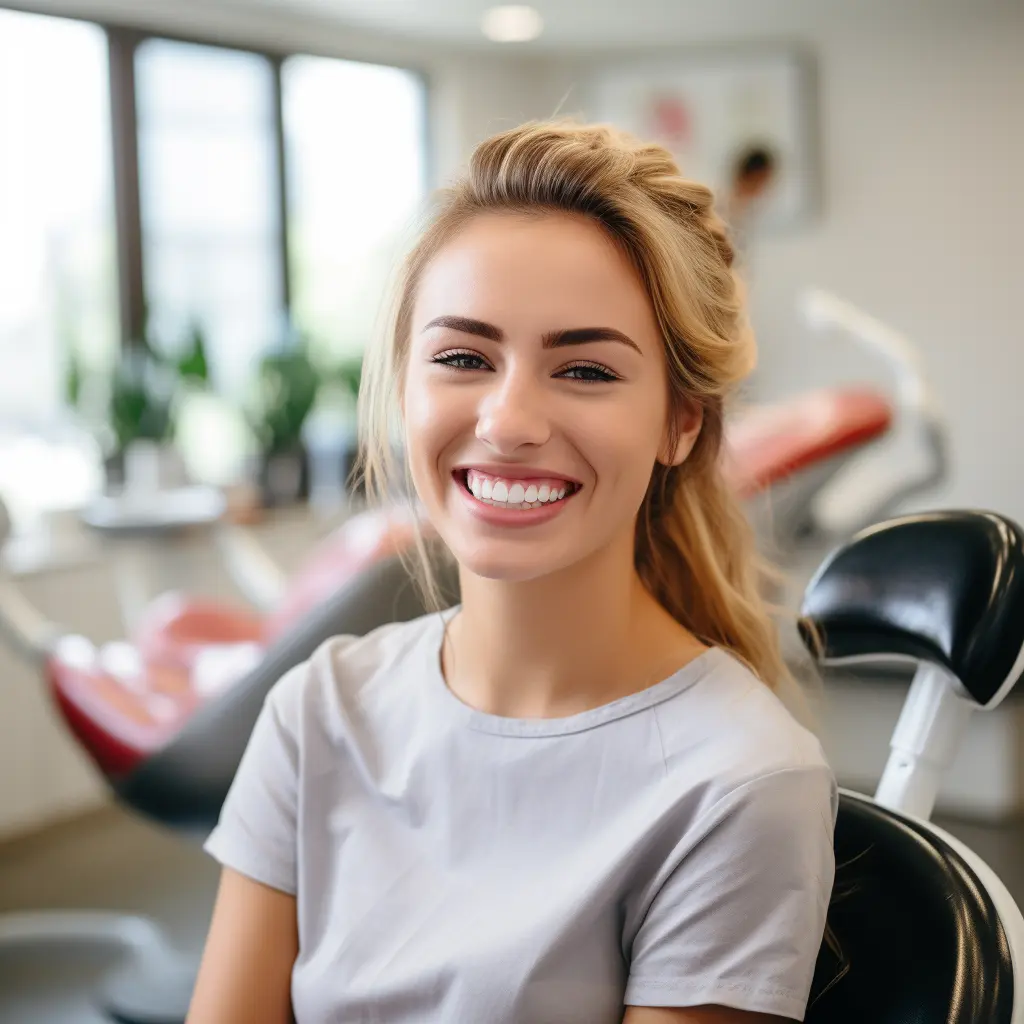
[188,121,836,1024]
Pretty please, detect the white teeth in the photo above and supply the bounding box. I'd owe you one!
[463,472,575,510]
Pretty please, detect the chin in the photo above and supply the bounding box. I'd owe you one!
[453,551,547,584]
[446,537,566,585]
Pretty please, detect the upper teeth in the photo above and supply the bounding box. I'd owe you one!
[466,471,572,508]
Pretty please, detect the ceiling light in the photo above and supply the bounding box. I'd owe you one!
[480,5,544,43]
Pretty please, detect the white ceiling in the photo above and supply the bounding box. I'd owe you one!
[218,0,994,50]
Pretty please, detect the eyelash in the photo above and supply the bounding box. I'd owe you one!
[431,349,621,383]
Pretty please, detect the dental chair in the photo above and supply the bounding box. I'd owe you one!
[802,509,1024,1022]
[2,504,1023,1023]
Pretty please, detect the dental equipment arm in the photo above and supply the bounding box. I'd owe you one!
[799,288,948,533]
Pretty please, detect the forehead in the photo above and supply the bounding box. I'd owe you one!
[412,212,659,336]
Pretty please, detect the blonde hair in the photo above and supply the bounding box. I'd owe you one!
[358,119,796,695]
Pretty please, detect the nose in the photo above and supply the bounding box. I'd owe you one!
[475,365,551,454]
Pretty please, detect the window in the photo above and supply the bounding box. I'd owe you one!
[0,10,116,525]
[134,38,285,393]
[282,55,426,361]
[0,16,428,532]
[0,10,118,424]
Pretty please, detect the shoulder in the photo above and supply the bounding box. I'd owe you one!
[655,647,836,819]
[263,611,446,736]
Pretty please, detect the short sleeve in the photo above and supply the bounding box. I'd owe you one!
[202,666,305,895]
[625,765,837,1021]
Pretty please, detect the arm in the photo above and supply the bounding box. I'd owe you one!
[624,1006,794,1023]
[186,868,299,1024]
[192,666,308,1021]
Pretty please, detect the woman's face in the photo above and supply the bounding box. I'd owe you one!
[403,211,701,583]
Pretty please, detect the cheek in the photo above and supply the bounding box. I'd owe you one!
[402,371,432,438]
[402,374,438,469]
[402,372,468,479]
[581,390,666,486]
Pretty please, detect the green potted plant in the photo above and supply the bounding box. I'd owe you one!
[63,310,221,494]
[173,320,211,388]
[105,339,179,491]
[248,332,322,505]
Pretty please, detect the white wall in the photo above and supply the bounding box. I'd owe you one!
[747,11,1023,525]
[546,7,1024,522]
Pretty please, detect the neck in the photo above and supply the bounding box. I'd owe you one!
[442,531,706,718]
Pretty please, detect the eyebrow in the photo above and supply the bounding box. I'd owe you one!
[422,315,641,355]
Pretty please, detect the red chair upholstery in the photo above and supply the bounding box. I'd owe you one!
[45,637,201,777]
[723,388,893,498]
[133,592,264,666]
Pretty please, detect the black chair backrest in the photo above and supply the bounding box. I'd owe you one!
[807,792,1013,1024]
[114,551,459,833]
[800,510,1024,706]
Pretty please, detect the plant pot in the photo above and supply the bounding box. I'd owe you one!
[105,441,187,495]
[258,445,309,507]
[104,450,126,492]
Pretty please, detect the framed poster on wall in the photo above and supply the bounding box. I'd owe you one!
[584,47,818,234]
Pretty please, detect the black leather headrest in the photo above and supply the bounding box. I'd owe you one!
[799,510,1024,707]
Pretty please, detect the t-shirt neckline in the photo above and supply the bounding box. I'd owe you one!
[422,609,725,738]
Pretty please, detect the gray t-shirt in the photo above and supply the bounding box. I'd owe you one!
[204,611,836,1023]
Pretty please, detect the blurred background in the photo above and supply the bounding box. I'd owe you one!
[0,0,1021,1018]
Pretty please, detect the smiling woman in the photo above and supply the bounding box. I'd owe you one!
[190,121,835,1024]
[400,209,704,588]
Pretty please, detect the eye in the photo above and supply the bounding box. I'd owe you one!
[556,361,621,384]
[431,349,491,371]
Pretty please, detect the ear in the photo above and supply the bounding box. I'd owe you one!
[660,398,704,467]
